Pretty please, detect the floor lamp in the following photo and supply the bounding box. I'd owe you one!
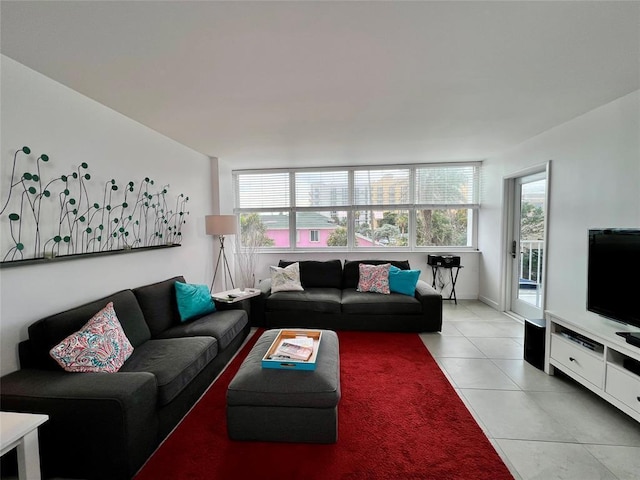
[205,215,237,292]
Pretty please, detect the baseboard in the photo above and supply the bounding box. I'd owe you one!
[437,291,479,302]
[502,311,525,324]
[478,295,499,310]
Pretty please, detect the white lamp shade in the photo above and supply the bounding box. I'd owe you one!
[205,215,237,236]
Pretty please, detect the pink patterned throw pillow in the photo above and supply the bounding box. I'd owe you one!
[49,302,134,373]
[357,263,391,294]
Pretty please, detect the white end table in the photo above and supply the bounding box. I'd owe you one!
[1,411,48,480]
[212,287,261,304]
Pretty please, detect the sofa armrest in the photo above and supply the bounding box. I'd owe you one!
[415,279,439,296]
[258,277,272,294]
[245,278,272,327]
[414,280,443,332]
[0,369,158,480]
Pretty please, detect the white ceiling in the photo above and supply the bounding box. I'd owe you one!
[1,1,639,166]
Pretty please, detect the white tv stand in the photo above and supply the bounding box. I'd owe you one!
[545,310,640,423]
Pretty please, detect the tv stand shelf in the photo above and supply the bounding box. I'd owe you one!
[545,310,640,423]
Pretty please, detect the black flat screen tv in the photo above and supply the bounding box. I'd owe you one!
[587,228,640,329]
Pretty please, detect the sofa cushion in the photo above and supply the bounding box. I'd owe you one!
[266,288,342,314]
[28,290,151,370]
[279,260,342,289]
[341,288,422,315]
[158,309,248,350]
[133,276,185,337]
[174,281,216,321]
[120,337,218,406]
[342,260,411,289]
[49,302,134,373]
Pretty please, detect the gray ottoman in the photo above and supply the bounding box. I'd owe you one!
[226,329,340,443]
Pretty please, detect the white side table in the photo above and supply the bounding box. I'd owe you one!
[0,411,48,480]
[212,287,261,304]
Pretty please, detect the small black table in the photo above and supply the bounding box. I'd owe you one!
[430,265,463,304]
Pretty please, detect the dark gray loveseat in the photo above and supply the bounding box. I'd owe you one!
[254,259,442,332]
[0,276,250,480]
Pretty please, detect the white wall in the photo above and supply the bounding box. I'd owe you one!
[479,91,640,316]
[0,56,216,375]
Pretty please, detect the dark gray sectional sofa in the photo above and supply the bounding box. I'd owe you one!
[0,276,250,480]
[254,259,442,332]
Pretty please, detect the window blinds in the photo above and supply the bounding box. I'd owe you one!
[414,165,479,207]
[295,171,349,208]
[235,163,480,209]
[353,168,410,206]
[237,172,289,209]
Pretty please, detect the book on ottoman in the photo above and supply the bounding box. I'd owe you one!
[262,329,322,371]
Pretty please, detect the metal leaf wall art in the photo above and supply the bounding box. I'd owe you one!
[1,146,190,265]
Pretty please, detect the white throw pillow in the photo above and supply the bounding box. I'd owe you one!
[270,262,304,293]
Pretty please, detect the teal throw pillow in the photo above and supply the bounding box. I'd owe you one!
[174,281,216,322]
[388,265,421,296]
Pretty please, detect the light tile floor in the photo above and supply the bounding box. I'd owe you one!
[420,300,640,480]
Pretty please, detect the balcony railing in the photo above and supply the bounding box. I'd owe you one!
[520,240,544,286]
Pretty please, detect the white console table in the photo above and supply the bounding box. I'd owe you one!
[545,310,640,423]
[0,411,49,479]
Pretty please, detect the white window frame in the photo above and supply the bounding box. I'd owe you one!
[233,163,480,252]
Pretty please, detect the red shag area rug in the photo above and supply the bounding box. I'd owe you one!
[136,330,513,480]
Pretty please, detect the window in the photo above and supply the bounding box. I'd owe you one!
[414,165,478,247]
[233,163,479,250]
[239,211,289,248]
